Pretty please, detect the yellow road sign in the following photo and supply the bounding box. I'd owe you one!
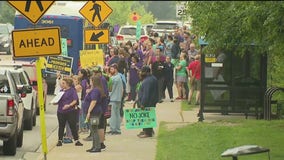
[12,27,61,58]
[85,29,109,44]
[79,1,113,27]
[7,1,54,24]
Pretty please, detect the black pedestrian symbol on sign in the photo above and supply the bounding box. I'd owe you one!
[25,0,44,12]
[90,1,102,22]
[90,31,104,42]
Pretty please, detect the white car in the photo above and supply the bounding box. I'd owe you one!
[151,20,182,37]
[116,25,149,45]
[0,64,37,130]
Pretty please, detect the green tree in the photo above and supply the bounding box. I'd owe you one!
[0,2,15,24]
[186,1,284,86]
[107,1,155,26]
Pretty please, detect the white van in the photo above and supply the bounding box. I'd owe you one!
[151,21,182,36]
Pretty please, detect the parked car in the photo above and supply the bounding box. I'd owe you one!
[21,63,48,115]
[0,23,13,55]
[0,68,25,155]
[143,24,154,36]
[116,25,149,45]
[151,20,182,37]
[0,65,37,130]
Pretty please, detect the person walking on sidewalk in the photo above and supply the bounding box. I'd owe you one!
[85,75,105,153]
[137,66,159,138]
[54,78,83,147]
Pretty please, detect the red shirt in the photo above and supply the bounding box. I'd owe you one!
[187,60,201,80]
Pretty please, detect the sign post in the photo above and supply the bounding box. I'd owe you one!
[36,57,48,159]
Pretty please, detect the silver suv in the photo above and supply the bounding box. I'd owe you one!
[1,65,36,130]
[0,68,25,155]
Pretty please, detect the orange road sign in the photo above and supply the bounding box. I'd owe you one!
[79,1,113,27]
[85,29,109,44]
[130,12,140,22]
[12,27,61,58]
[7,1,54,24]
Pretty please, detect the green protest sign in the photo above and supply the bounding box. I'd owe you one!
[61,38,68,57]
[124,107,157,129]
[136,20,141,40]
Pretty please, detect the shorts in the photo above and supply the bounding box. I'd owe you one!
[191,79,201,91]
[176,76,187,83]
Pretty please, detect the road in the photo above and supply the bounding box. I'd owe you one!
[0,95,58,160]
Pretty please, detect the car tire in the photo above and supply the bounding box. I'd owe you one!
[24,115,33,130]
[3,131,17,155]
[33,111,36,126]
[17,123,24,147]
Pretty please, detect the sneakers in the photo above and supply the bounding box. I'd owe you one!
[56,140,62,146]
[86,148,101,153]
[75,140,83,146]
[63,137,73,143]
[101,143,106,149]
[175,97,182,100]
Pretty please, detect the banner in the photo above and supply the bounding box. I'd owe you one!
[45,56,73,75]
[124,107,157,129]
[80,49,104,68]
[61,38,68,57]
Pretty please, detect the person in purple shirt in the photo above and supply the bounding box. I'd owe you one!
[84,75,106,153]
[83,66,108,150]
[78,69,90,133]
[55,78,83,147]
[129,55,142,103]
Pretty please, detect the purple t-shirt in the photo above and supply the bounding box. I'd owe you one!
[83,88,102,115]
[57,87,79,114]
[129,62,142,86]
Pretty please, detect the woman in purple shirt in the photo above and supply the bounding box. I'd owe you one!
[85,75,106,153]
[129,55,142,102]
[56,78,83,147]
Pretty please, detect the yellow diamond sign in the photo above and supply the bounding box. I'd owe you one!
[7,1,54,24]
[79,1,113,27]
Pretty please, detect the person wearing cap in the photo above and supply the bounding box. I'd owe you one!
[137,65,159,138]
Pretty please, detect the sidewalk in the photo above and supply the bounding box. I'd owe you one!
[35,96,198,160]
[36,97,242,160]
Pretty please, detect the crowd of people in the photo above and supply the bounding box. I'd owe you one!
[51,25,202,153]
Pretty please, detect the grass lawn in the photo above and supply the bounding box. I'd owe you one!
[156,119,284,160]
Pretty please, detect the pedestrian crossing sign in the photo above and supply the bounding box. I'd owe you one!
[7,1,54,24]
[79,1,113,27]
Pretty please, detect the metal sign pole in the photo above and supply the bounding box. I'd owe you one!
[36,57,48,160]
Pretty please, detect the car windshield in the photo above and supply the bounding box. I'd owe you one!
[120,27,145,35]
[0,25,9,34]
[153,23,177,30]
[11,72,28,85]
